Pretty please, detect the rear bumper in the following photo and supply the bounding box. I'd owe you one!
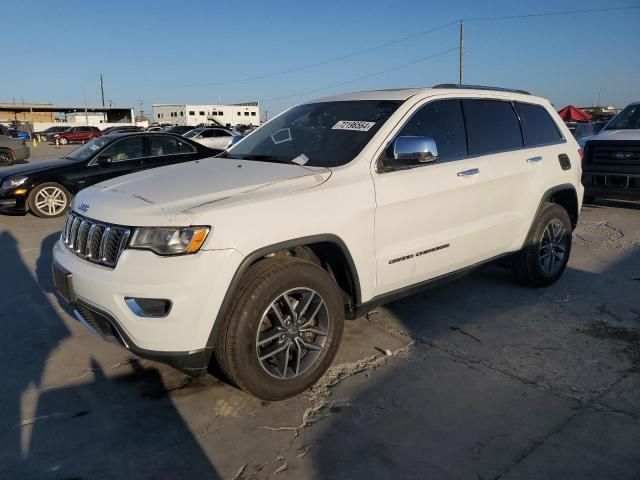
[15,144,30,161]
[582,172,640,200]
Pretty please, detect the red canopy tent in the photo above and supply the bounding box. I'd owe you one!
[557,105,592,122]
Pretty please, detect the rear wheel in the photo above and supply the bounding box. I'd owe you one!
[59,137,68,145]
[513,203,572,287]
[0,149,15,166]
[214,256,344,400]
[28,183,71,218]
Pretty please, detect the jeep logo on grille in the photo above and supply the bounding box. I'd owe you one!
[613,151,632,160]
[78,202,90,213]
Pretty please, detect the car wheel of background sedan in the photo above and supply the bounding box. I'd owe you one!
[28,182,71,218]
[0,149,15,166]
[59,137,68,145]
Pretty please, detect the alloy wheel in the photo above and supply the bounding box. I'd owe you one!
[0,151,13,165]
[34,186,67,216]
[539,219,567,276]
[256,287,329,379]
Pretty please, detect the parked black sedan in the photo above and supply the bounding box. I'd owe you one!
[0,132,220,218]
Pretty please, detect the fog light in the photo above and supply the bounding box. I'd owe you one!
[125,297,172,318]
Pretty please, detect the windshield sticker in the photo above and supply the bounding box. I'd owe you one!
[291,153,309,165]
[332,120,376,132]
[271,128,292,145]
[89,144,100,151]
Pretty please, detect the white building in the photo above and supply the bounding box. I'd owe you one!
[152,102,260,127]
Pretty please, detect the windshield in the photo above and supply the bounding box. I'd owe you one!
[64,137,111,162]
[225,100,402,167]
[606,104,640,130]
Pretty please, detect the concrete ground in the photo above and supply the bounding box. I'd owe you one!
[1,143,639,479]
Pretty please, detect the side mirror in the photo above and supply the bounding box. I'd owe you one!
[394,136,439,163]
[97,155,113,166]
[379,136,439,171]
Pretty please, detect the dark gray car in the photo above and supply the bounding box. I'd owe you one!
[0,125,30,166]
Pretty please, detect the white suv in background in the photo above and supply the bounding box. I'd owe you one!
[53,85,583,400]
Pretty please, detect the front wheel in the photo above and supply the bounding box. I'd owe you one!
[28,182,71,218]
[512,203,572,287]
[59,137,68,145]
[214,256,344,400]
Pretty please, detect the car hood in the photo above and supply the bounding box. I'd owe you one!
[586,129,640,142]
[0,158,76,179]
[73,158,332,225]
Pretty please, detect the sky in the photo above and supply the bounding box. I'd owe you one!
[2,0,639,118]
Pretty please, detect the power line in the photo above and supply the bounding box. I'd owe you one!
[464,5,639,22]
[177,5,637,89]
[260,46,459,104]
[176,21,458,88]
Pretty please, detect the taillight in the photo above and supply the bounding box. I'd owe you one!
[578,148,584,165]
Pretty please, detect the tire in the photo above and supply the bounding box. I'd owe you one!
[214,256,344,400]
[28,182,71,218]
[0,149,15,166]
[512,203,572,287]
[59,137,68,145]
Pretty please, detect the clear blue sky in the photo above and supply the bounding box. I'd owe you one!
[2,0,639,117]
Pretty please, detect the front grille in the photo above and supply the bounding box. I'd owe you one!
[586,141,640,166]
[61,212,131,268]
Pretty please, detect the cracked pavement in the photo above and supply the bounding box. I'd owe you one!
[1,196,639,479]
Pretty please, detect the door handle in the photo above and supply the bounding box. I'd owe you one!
[457,168,480,177]
[526,156,543,163]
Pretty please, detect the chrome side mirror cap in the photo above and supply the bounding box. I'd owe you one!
[394,136,439,163]
[379,136,439,172]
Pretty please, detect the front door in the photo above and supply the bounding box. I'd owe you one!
[82,136,146,187]
[372,98,533,295]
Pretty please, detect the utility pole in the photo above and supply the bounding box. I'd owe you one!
[100,73,107,125]
[100,73,105,107]
[459,20,464,85]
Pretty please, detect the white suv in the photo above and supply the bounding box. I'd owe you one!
[52,85,583,400]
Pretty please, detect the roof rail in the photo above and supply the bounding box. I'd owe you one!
[433,84,531,95]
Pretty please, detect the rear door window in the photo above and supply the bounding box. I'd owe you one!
[515,102,563,147]
[463,100,523,155]
[149,136,195,156]
[394,99,467,161]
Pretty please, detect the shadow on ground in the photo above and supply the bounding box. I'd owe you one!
[309,242,640,479]
[0,231,221,479]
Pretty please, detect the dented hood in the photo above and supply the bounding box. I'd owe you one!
[73,157,331,225]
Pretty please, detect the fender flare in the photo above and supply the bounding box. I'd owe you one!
[204,234,361,353]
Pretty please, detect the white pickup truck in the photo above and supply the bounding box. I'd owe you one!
[53,85,583,400]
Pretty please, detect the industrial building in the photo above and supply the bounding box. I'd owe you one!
[0,103,136,131]
[152,102,260,127]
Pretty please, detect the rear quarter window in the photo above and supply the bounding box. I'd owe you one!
[515,102,564,147]
[463,100,523,156]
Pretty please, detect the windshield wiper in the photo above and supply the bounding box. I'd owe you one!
[231,154,294,164]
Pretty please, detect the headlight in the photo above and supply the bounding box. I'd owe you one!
[129,226,210,255]
[1,176,29,189]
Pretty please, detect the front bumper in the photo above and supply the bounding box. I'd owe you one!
[582,172,640,201]
[0,188,29,213]
[53,239,243,371]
